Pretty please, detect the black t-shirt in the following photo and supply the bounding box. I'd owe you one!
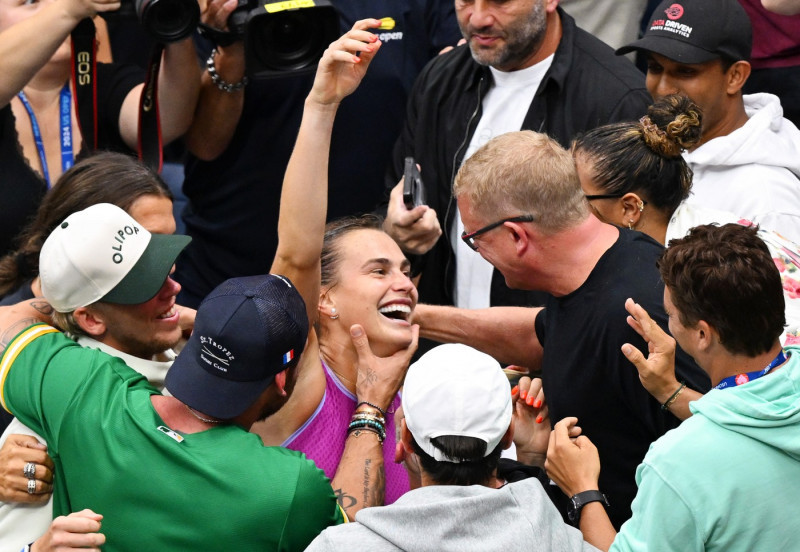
[176,0,461,306]
[534,228,710,529]
[0,63,142,257]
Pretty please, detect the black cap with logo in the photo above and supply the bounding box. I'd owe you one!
[617,0,752,64]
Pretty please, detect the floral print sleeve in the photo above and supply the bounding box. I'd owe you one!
[757,228,800,345]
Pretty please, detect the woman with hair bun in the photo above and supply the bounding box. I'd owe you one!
[571,94,703,244]
[572,93,800,419]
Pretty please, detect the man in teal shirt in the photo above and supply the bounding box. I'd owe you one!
[546,223,800,551]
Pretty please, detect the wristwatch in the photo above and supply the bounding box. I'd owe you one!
[567,490,610,526]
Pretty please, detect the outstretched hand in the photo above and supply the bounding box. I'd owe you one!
[622,298,679,403]
[350,323,419,411]
[308,18,382,107]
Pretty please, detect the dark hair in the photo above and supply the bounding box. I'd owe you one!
[320,214,385,288]
[572,94,702,218]
[659,223,785,356]
[411,435,503,486]
[0,152,172,297]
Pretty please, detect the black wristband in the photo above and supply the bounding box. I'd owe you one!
[197,22,241,47]
[567,490,609,526]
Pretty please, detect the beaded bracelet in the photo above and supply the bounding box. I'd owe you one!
[206,48,249,93]
[348,419,386,443]
[348,418,386,432]
[661,381,686,411]
[357,401,387,417]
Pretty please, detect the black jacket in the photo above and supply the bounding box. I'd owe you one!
[385,8,652,308]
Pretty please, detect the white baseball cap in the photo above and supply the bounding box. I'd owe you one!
[39,203,191,312]
[402,343,512,463]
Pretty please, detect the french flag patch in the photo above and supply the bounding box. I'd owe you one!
[282,350,295,365]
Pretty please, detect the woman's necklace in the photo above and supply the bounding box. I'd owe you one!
[329,366,356,388]
[323,356,356,389]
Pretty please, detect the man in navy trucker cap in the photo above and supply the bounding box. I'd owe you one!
[0,274,350,550]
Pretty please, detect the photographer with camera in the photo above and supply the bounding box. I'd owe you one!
[175,0,460,308]
[0,0,200,259]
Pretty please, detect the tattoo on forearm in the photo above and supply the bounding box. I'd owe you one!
[369,464,385,507]
[333,488,357,510]
[362,458,371,506]
[360,458,386,508]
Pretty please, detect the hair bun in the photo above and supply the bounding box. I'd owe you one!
[641,94,703,158]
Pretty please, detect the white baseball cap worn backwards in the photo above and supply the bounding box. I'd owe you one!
[402,343,513,463]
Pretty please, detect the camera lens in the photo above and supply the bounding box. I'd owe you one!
[247,9,333,72]
[136,0,200,43]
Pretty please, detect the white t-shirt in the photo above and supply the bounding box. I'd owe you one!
[452,56,553,309]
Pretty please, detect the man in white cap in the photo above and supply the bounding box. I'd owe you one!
[0,202,191,550]
[306,343,598,552]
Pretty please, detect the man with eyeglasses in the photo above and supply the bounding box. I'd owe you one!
[413,130,709,529]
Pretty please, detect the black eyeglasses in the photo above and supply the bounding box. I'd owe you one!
[460,215,534,251]
[585,193,648,205]
[584,193,623,201]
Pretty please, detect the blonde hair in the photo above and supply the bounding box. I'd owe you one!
[454,131,587,234]
[51,309,88,338]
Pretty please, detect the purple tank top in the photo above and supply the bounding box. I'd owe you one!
[282,360,409,504]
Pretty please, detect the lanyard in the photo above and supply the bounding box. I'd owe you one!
[17,84,74,188]
[714,350,787,390]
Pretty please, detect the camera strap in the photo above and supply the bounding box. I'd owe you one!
[138,44,164,173]
[70,17,97,151]
[197,22,240,47]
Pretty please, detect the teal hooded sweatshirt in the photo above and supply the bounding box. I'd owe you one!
[611,345,800,552]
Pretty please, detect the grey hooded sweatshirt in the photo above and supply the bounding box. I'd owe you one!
[305,478,599,552]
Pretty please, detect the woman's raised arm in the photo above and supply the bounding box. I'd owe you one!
[270,19,382,327]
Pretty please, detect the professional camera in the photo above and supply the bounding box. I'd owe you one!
[120,0,200,43]
[227,0,339,78]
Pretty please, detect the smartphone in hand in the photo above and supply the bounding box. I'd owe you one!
[403,157,427,210]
